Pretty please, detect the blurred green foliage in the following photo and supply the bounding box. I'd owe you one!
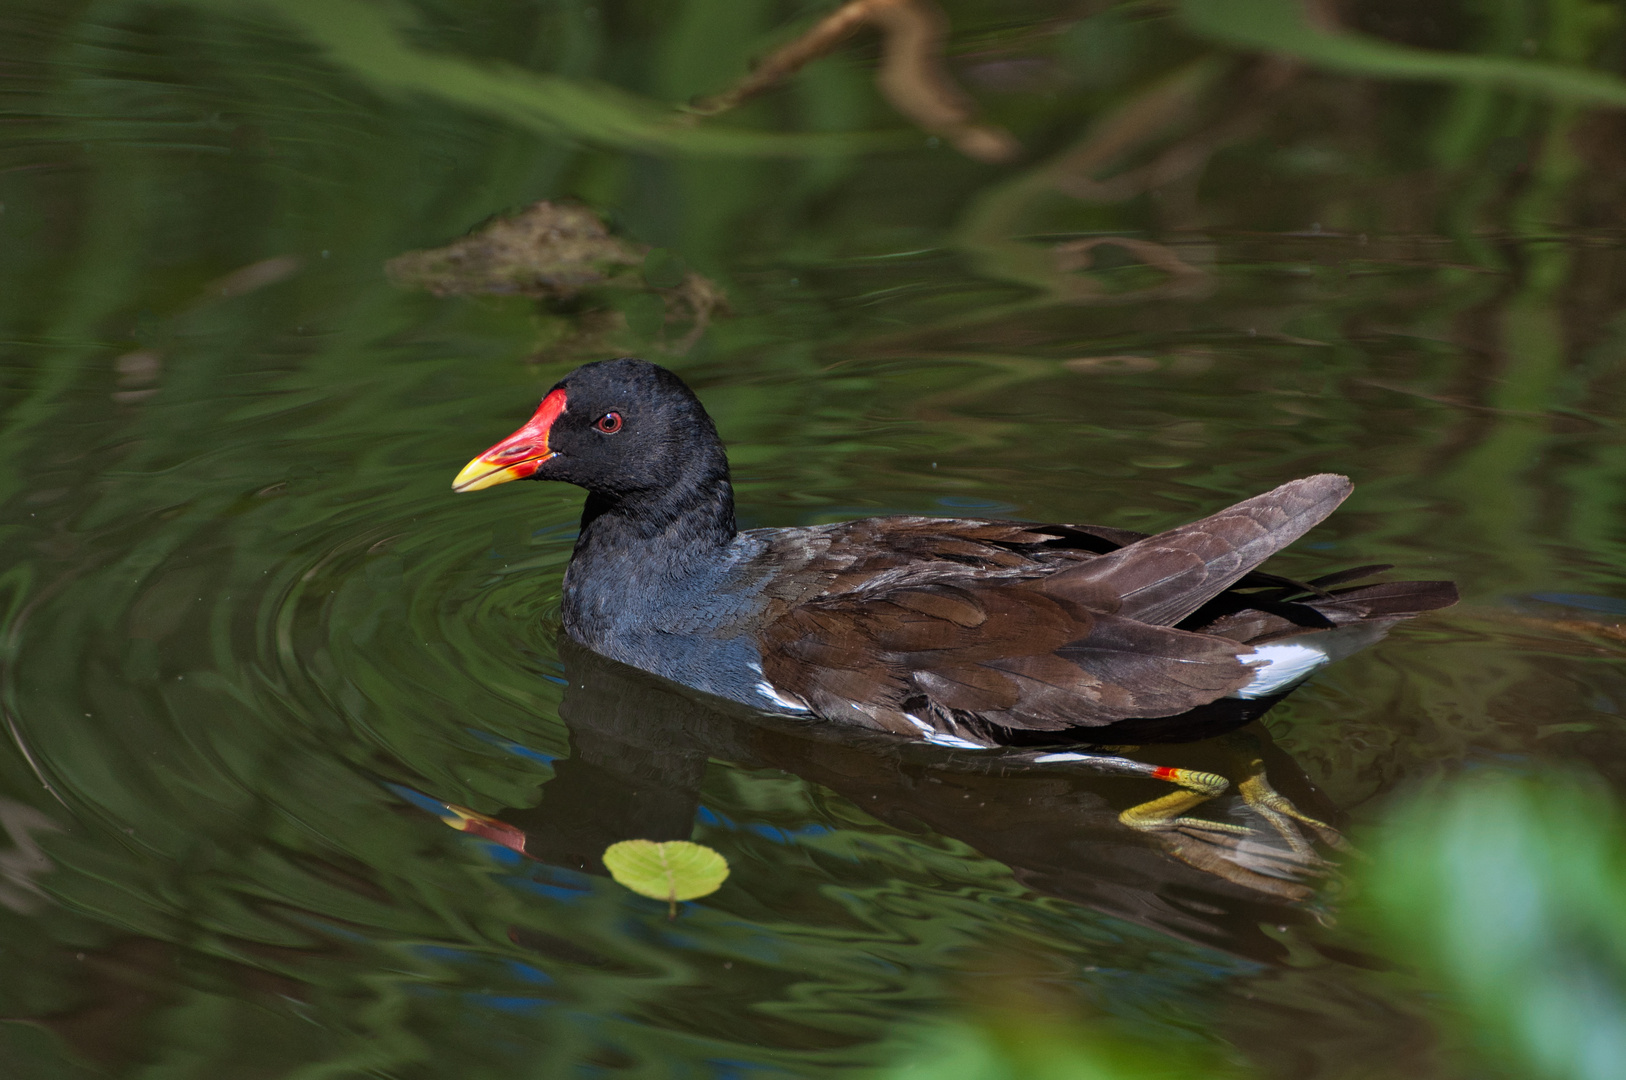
[879,1013,1247,1080]
[1178,0,1626,105]
[1365,771,1626,1080]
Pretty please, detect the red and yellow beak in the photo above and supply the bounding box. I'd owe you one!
[452,389,567,493]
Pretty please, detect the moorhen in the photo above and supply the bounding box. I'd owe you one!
[453,358,1456,839]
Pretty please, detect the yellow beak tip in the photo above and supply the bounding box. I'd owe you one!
[451,451,555,492]
[452,458,510,493]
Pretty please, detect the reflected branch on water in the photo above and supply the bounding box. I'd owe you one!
[188,0,905,157]
[950,56,1297,304]
[1052,235,1209,300]
[685,0,1019,164]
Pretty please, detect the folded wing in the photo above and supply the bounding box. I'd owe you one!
[755,474,1436,745]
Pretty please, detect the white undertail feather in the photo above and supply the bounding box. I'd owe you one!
[1233,622,1394,699]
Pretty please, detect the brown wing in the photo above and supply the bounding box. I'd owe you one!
[759,574,1255,743]
[747,514,1134,610]
[754,476,1361,745]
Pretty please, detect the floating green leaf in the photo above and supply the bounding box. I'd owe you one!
[603,840,729,917]
[1178,0,1626,108]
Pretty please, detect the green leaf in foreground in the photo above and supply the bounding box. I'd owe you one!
[1361,772,1626,1080]
[603,840,729,917]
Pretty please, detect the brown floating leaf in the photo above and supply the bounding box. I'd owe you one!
[437,803,530,858]
[688,0,1019,164]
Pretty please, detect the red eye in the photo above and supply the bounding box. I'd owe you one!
[595,412,622,434]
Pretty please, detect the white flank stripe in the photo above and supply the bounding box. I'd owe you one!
[922,731,988,750]
[755,680,811,712]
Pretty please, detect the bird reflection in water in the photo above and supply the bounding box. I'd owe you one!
[453,640,1349,966]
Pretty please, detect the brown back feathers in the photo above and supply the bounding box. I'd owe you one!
[756,475,1454,745]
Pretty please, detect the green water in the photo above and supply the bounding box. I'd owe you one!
[3,1,1626,1076]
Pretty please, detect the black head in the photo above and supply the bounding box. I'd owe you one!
[453,357,732,508]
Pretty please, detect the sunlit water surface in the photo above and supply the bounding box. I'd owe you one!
[3,4,1626,1078]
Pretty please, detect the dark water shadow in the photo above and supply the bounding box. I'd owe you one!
[491,639,1354,968]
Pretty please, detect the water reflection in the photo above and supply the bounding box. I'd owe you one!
[482,640,1342,966]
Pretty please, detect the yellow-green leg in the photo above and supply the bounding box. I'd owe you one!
[1002,749,1244,834]
[1003,741,1336,896]
[999,741,1344,852]
[1116,767,1247,834]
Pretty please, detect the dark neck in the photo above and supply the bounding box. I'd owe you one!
[558,428,740,651]
[562,467,738,649]
[573,467,738,577]
[578,471,738,556]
